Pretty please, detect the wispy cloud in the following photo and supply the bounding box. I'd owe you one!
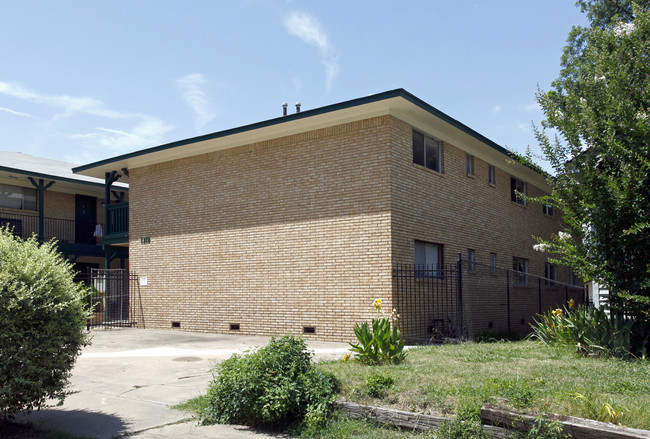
[0,80,172,160]
[524,102,540,112]
[283,11,339,91]
[176,74,216,132]
[492,105,502,114]
[0,106,33,118]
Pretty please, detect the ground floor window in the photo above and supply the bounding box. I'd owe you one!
[414,240,443,278]
[467,248,475,270]
[490,252,497,272]
[545,263,557,286]
[512,257,529,284]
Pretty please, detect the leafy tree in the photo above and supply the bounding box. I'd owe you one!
[534,1,650,323]
[0,228,90,418]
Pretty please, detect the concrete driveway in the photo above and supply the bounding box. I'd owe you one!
[16,328,350,438]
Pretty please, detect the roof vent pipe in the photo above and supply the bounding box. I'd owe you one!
[282,102,288,116]
[295,102,301,113]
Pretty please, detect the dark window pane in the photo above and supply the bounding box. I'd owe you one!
[412,131,425,166]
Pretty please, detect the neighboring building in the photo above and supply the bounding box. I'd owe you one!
[73,89,581,341]
[0,152,128,272]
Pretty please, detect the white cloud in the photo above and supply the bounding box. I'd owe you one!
[524,102,540,112]
[284,11,339,91]
[0,80,172,160]
[176,74,216,132]
[0,106,33,118]
[492,105,502,113]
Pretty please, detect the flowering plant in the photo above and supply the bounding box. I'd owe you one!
[347,299,406,365]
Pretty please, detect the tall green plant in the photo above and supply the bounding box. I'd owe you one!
[348,299,406,365]
[0,227,90,418]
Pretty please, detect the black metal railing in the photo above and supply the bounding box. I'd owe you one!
[107,202,128,235]
[0,211,103,245]
[76,269,143,329]
[393,258,587,343]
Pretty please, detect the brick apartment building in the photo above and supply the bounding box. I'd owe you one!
[74,89,582,341]
[0,151,128,272]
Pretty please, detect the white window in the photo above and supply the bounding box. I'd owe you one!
[0,183,37,211]
[412,130,442,172]
[466,154,474,175]
[467,248,475,270]
[488,165,496,185]
[513,257,529,285]
[414,240,443,278]
[489,253,497,272]
[510,177,527,205]
[545,263,557,286]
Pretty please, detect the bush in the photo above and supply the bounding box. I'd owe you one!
[203,335,338,430]
[348,299,407,365]
[0,228,90,418]
[366,369,394,398]
[529,304,647,358]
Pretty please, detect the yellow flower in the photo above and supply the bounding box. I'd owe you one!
[342,353,351,362]
[373,298,382,311]
[552,308,563,316]
[568,298,576,309]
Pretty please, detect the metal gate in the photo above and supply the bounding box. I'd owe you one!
[83,269,143,329]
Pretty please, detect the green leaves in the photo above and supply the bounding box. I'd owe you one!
[0,227,89,418]
[203,336,338,430]
[348,304,407,365]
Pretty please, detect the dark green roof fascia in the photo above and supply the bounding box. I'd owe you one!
[0,165,129,191]
[73,88,541,176]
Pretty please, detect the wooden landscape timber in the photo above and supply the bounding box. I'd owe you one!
[334,401,650,438]
[480,403,650,439]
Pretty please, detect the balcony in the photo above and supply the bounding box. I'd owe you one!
[0,211,105,256]
[105,202,129,245]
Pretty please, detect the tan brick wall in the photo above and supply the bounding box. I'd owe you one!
[127,114,571,341]
[388,117,572,337]
[130,117,395,341]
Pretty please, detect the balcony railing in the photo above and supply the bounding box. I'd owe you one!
[107,202,129,236]
[0,211,104,245]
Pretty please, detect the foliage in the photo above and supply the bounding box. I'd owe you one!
[529,304,648,358]
[533,0,650,326]
[0,228,90,419]
[366,369,394,398]
[202,335,338,430]
[525,416,570,439]
[348,299,407,365]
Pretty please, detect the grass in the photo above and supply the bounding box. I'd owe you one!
[319,340,650,430]
[176,340,649,437]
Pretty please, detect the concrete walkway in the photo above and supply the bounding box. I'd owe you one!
[16,328,350,438]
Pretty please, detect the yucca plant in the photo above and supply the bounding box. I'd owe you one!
[348,299,406,365]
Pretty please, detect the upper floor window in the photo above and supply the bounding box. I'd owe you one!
[414,240,443,278]
[467,248,476,270]
[466,154,474,175]
[412,130,442,173]
[488,165,496,185]
[0,183,37,211]
[489,252,497,273]
[510,177,527,205]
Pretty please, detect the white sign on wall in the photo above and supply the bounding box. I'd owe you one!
[139,276,148,286]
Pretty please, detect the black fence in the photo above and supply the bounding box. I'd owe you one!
[76,269,143,329]
[0,212,103,245]
[393,257,587,343]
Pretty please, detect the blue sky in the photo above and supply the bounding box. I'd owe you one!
[0,1,587,169]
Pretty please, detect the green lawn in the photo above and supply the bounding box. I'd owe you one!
[318,340,650,432]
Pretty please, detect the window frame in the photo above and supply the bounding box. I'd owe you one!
[0,183,37,211]
[545,262,557,286]
[543,204,555,217]
[467,248,475,271]
[489,252,497,273]
[412,130,443,173]
[488,165,496,185]
[466,154,474,176]
[510,177,527,206]
[512,257,529,285]
[414,240,444,279]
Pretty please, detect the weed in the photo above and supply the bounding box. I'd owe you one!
[366,369,394,398]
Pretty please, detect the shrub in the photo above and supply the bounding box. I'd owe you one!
[0,228,90,418]
[203,335,338,430]
[529,304,646,358]
[348,299,407,365]
[366,369,394,398]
